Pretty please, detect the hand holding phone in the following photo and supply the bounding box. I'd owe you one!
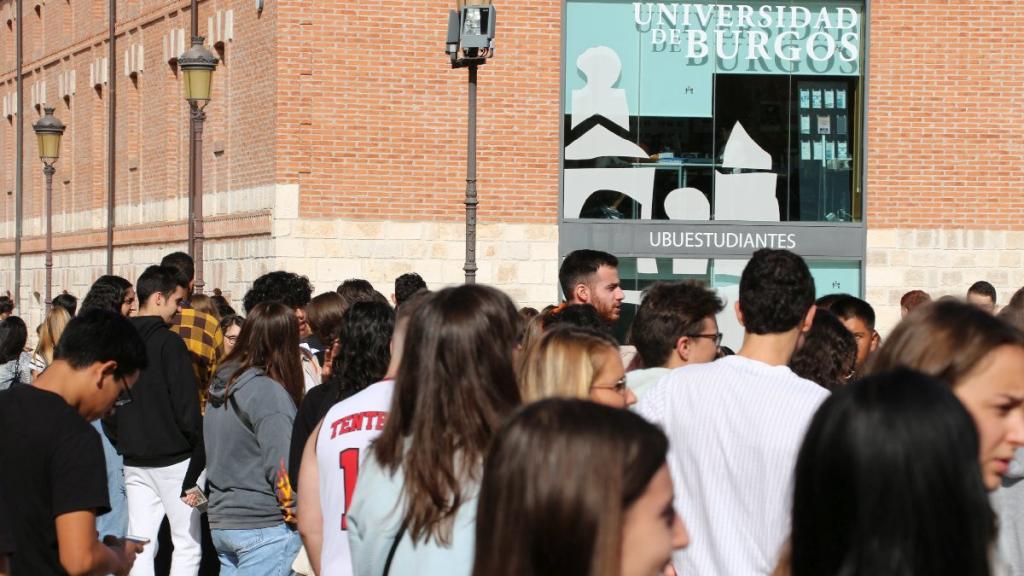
[182,486,208,512]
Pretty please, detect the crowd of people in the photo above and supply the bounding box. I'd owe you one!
[0,247,1023,576]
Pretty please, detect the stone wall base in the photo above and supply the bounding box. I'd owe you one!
[867,228,1024,335]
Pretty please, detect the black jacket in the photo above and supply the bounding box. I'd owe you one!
[103,316,205,492]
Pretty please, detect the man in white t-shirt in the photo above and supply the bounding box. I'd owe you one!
[296,295,419,576]
[637,249,829,576]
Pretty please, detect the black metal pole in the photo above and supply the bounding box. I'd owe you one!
[44,163,54,308]
[191,104,205,295]
[463,64,478,284]
[14,0,23,306]
[106,0,115,274]
[188,0,198,257]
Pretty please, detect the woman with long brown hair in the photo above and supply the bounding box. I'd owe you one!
[473,398,689,576]
[347,284,521,576]
[203,302,305,574]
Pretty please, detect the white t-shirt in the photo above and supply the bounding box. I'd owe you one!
[316,379,394,576]
[637,355,829,576]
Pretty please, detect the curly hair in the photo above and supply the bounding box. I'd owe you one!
[394,273,428,306]
[322,300,395,402]
[242,271,314,313]
[80,275,133,315]
[789,309,857,391]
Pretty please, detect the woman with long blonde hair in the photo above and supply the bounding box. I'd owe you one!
[519,326,636,409]
[30,306,70,377]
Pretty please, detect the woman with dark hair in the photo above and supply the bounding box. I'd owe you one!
[297,299,409,575]
[305,291,347,367]
[287,301,395,488]
[865,300,1024,491]
[347,285,521,576]
[865,300,1024,573]
[473,399,689,576]
[77,275,136,540]
[777,369,994,576]
[80,275,136,317]
[203,302,306,574]
[219,314,245,358]
[789,309,857,390]
[0,317,31,389]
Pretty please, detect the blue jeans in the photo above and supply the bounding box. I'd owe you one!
[211,523,301,576]
[92,420,128,538]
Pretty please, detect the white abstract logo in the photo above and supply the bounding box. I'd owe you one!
[564,44,778,335]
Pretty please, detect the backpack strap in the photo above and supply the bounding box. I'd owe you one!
[382,521,407,576]
[227,393,254,433]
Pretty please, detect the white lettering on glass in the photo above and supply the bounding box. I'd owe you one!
[633,2,861,64]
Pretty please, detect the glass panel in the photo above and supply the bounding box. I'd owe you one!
[563,0,864,223]
[613,256,861,346]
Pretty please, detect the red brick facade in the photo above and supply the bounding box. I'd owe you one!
[865,0,1024,230]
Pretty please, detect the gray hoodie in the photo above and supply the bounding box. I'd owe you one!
[204,364,297,530]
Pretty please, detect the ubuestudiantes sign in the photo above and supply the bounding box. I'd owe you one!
[559,221,864,259]
[650,230,797,250]
[633,3,860,63]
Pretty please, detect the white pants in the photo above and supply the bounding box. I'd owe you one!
[125,459,204,576]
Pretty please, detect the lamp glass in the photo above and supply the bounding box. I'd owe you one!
[183,68,213,102]
[462,7,482,36]
[37,132,61,162]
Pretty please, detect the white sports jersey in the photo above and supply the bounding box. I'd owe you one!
[316,380,394,576]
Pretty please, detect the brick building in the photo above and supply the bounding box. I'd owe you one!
[0,0,1020,342]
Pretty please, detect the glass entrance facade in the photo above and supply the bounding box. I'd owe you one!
[559,1,868,342]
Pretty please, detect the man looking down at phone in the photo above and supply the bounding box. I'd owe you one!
[0,309,148,575]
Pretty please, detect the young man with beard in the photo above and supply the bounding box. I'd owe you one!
[558,250,625,325]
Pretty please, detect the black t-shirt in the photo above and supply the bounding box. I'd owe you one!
[0,386,109,575]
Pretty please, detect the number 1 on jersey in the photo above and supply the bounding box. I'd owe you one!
[339,448,359,530]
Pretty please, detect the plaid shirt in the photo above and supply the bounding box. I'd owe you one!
[170,306,224,408]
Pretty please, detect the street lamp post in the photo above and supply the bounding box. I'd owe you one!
[32,107,65,310]
[179,36,218,295]
[446,2,496,284]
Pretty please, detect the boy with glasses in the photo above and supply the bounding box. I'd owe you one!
[0,310,148,575]
[627,281,724,401]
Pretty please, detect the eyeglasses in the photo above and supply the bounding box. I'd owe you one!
[690,332,723,347]
[591,377,629,397]
[114,377,133,408]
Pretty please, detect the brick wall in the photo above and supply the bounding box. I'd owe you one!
[866,1,1024,229]
[0,0,278,238]
[1,0,1023,328]
[275,0,562,224]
